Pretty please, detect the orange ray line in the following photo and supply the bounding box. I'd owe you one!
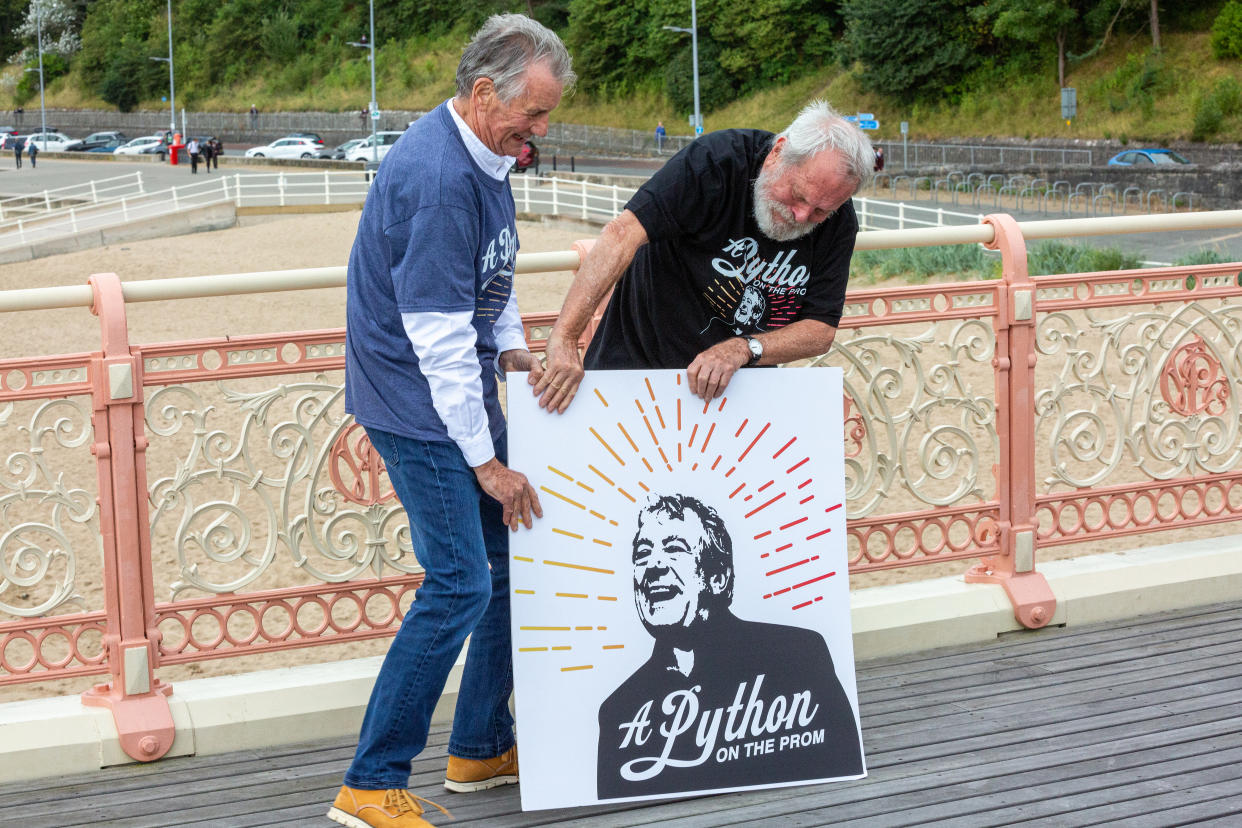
[519,647,548,652]
[588,465,615,486]
[644,377,656,401]
[575,626,593,630]
[544,559,615,575]
[729,483,746,498]
[738,422,770,462]
[617,423,640,453]
[541,487,585,510]
[616,488,636,502]
[589,509,608,521]
[754,530,772,540]
[641,457,654,473]
[590,428,625,466]
[688,423,699,447]
[677,400,682,431]
[677,443,683,463]
[773,436,797,458]
[725,466,737,477]
[643,416,660,446]
[701,423,716,453]
[718,396,728,411]
[551,646,572,651]
[594,388,609,407]
[638,481,650,492]
[745,491,786,518]
[548,465,574,481]
[735,418,749,438]
[657,446,670,468]
[711,455,722,471]
[655,405,666,430]
[634,398,645,414]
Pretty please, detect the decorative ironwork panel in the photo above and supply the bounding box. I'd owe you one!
[808,316,1000,567]
[0,395,97,620]
[1034,295,1242,543]
[144,370,418,601]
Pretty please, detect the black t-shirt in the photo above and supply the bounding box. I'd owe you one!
[584,129,857,370]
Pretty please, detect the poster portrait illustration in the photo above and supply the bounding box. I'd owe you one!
[509,367,864,810]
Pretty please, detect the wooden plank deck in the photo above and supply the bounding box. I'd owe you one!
[3,600,1241,827]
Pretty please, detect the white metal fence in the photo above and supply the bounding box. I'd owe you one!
[0,172,146,222]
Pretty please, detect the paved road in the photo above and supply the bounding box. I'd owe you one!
[3,154,1240,263]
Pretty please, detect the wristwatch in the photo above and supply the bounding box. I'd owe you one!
[744,336,763,366]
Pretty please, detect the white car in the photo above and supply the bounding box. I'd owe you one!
[23,132,76,152]
[114,136,165,155]
[244,137,321,159]
[345,131,404,163]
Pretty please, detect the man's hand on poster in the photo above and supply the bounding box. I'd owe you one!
[499,348,545,387]
[687,337,752,401]
[474,458,544,531]
[532,332,584,413]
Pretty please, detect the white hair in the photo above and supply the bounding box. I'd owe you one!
[777,100,874,190]
[455,14,576,103]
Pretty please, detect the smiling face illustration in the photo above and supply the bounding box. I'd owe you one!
[632,509,710,631]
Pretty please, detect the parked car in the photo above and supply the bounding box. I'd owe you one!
[345,131,404,163]
[22,132,77,152]
[114,135,167,157]
[245,137,322,159]
[1107,149,1192,167]
[67,131,127,152]
[0,132,24,150]
[316,137,366,160]
[284,132,325,146]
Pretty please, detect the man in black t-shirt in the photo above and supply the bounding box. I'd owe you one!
[532,100,873,412]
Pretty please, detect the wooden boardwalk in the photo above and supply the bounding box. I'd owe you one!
[3,601,1241,827]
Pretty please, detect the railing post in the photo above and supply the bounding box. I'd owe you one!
[324,170,331,205]
[80,272,175,762]
[964,213,1056,630]
[581,179,588,220]
[235,173,243,206]
[90,181,98,203]
[280,173,286,207]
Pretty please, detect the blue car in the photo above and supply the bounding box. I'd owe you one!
[1107,148,1191,167]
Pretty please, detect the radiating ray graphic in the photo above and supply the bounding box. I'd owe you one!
[515,371,845,674]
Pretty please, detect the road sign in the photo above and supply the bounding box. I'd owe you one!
[1061,88,1077,120]
[857,113,875,121]
[858,119,879,130]
[900,121,909,135]
[695,124,703,135]
[371,110,381,121]
[845,115,859,123]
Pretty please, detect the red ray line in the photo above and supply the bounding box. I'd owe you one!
[792,596,824,610]
[799,495,814,505]
[711,455,722,471]
[792,572,835,590]
[758,479,774,492]
[780,516,808,530]
[775,542,793,552]
[688,423,699,448]
[735,418,749,438]
[702,399,710,415]
[797,478,813,489]
[766,557,815,576]
[754,530,772,540]
[725,466,736,477]
[718,397,728,412]
[738,423,770,462]
[825,503,842,513]
[772,437,797,458]
[786,457,809,474]
[729,483,746,498]
[745,491,785,518]
[806,528,831,541]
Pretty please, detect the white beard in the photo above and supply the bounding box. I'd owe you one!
[752,164,820,242]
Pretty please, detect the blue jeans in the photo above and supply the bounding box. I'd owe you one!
[344,427,515,789]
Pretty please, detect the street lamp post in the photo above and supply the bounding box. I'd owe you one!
[348,0,379,164]
[663,0,701,137]
[32,0,47,151]
[149,0,175,139]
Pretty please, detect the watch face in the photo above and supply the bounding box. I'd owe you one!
[748,337,763,360]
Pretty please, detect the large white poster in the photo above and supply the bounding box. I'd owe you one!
[508,367,864,810]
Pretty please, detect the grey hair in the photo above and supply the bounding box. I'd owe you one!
[455,13,576,103]
[635,494,735,607]
[776,99,874,191]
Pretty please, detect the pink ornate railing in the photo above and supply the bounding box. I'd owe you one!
[3,212,1242,762]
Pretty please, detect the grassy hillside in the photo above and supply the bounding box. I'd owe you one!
[11,24,1242,147]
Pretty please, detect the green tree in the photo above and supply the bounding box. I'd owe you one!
[843,0,984,103]
[1212,0,1242,59]
[973,0,1081,89]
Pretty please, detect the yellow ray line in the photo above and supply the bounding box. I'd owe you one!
[547,465,574,482]
[541,486,586,510]
[641,457,654,473]
[589,509,609,521]
[594,388,609,407]
[576,481,596,493]
[637,481,651,492]
[590,428,625,466]
[519,647,548,652]
[597,595,618,601]
[589,464,615,486]
[514,589,535,595]
[551,646,572,651]
[561,665,593,672]
[602,644,625,650]
[544,559,615,575]
[617,487,636,502]
[575,625,593,630]
[520,625,572,631]
[553,528,584,540]
[513,555,534,562]
[593,538,612,547]
[555,592,589,599]
[617,422,640,453]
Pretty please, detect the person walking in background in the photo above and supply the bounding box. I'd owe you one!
[210,137,222,169]
[874,146,885,172]
[187,137,200,173]
[655,120,666,151]
[200,138,214,173]
[13,138,21,169]
[359,106,368,127]
[27,138,37,169]
[327,13,574,828]
[249,104,258,130]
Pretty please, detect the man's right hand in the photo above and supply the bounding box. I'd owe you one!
[474,457,543,531]
[533,332,584,413]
